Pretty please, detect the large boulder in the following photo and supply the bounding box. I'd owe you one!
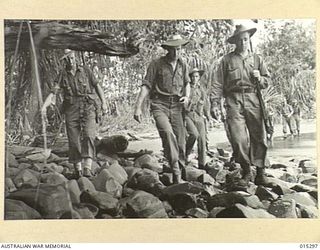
[80,190,119,216]
[268,199,298,218]
[127,168,165,197]
[134,154,163,173]
[282,192,317,207]
[299,160,316,174]
[185,166,206,182]
[104,162,128,185]
[41,172,68,185]
[92,169,123,197]
[7,152,19,168]
[206,192,247,211]
[255,186,279,201]
[77,177,96,192]
[13,169,39,188]
[8,184,72,219]
[67,180,81,204]
[5,199,42,220]
[185,208,209,218]
[121,190,168,218]
[5,178,17,193]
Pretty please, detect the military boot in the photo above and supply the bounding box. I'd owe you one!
[255,167,274,187]
[237,165,252,187]
[173,174,185,184]
[74,162,83,179]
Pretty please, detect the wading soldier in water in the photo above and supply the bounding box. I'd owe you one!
[134,34,190,184]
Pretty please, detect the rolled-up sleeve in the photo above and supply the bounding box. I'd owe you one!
[184,64,191,86]
[142,60,157,89]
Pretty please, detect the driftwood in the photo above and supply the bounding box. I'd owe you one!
[5,20,139,57]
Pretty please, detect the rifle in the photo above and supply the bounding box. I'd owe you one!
[253,54,274,135]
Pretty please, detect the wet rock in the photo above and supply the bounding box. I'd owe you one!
[255,186,279,201]
[185,166,206,182]
[282,192,317,207]
[5,199,42,220]
[268,199,297,218]
[217,204,275,218]
[67,180,81,204]
[160,173,173,186]
[297,204,318,218]
[41,172,68,185]
[8,184,72,219]
[123,190,168,218]
[5,178,17,193]
[7,152,19,168]
[208,207,226,218]
[134,154,163,173]
[127,168,165,197]
[80,190,119,216]
[13,169,39,188]
[300,176,317,188]
[299,160,316,174]
[78,177,96,192]
[185,208,208,218]
[206,192,247,211]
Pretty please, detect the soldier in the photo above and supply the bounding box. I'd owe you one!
[134,34,190,184]
[281,98,294,138]
[291,99,301,136]
[42,49,107,178]
[212,24,272,187]
[185,68,211,169]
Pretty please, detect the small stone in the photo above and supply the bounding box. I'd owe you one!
[122,187,135,197]
[299,160,316,174]
[205,160,224,179]
[215,169,229,184]
[13,169,39,188]
[73,203,96,219]
[67,179,81,204]
[279,172,297,183]
[5,199,42,220]
[162,201,174,215]
[206,192,247,211]
[241,194,265,209]
[217,204,275,218]
[123,190,168,218]
[185,208,208,218]
[290,183,316,193]
[78,177,96,192]
[297,204,318,218]
[134,154,163,173]
[268,199,297,218]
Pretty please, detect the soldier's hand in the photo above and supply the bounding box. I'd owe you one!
[134,108,142,123]
[252,70,261,82]
[101,103,108,115]
[179,96,189,109]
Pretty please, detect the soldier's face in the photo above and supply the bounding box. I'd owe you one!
[191,72,200,84]
[167,46,182,60]
[66,52,76,67]
[235,32,250,52]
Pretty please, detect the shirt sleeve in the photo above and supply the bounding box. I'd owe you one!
[142,60,157,89]
[85,66,99,87]
[184,63,191,86]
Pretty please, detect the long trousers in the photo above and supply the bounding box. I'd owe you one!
[282,116,294,134]
[225,92,267,169]
[64,97,96,164]
[150,98,186,175]
[185,112,207,167]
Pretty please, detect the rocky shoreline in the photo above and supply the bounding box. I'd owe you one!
[5,135,318,219]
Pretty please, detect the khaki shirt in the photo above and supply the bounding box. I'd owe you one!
[186,84,211,118]
[143,55,190,97]
[212,51,270,98]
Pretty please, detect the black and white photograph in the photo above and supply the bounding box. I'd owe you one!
[4,18,317,221]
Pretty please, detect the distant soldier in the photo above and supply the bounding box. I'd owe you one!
[134,34,190,184]
[212,24,272,187]
[291,99,301,136]
[42,49,107,178]
[281,98,294,138]
[185,68,211,169]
